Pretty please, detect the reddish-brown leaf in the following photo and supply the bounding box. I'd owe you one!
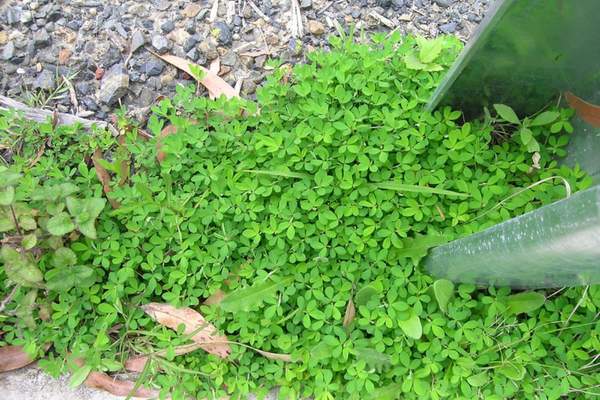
[72,357,159,398]
[84,371,159,398]
[565,91,600,128]
[342,298,356,328]
[0,345,36,372]
[141,302,231,358]
[156,125,177,163]
[147,51,238,99]
[124,343,203,373]
[95,67,105,80]
[203,289,226,306]
[92,148,120,209]
[58,48,72,65]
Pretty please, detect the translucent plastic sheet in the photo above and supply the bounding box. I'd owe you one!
[424,186,600,288]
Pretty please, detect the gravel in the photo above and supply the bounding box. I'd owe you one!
[0,0,491,133]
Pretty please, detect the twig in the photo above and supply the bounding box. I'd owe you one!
[565,286,589,326]
[62,75,79,114]
[209,0,220,22]
[248,1,269,21]
[290,0,304,38]
[0,285,19,313]
[0,94,119,136]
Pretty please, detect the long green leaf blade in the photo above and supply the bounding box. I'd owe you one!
[242,169,309,179]
[220,277,293,312]
[374,182,470,198]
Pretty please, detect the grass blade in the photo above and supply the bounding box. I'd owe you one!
[374,181,470,197]
[242,169,309,179]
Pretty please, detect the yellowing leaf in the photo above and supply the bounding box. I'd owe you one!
[433,279,454,313]
[506,291,545,315]
[148,51,238,99]
[342,298,356,328]
[398,310,422,340]
[141,302,231,358]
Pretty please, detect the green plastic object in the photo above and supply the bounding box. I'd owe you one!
[424,186,600,289]
[424,0,600,287]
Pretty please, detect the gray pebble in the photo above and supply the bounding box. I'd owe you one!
[434,0,453,7]
[33,29,51,49]
[66,20,82,30]
[161,20,175,33]
[20,11,33,24]
[141,59,165,76]
[439,21,458,33]
[213,21,232,45]
[97,64,129,105]
[183,36,198,53]
[151,35,171,53]
[221,51,237,66]
[76,81,93,96]
[33,69,56,91]
[2,42,16,61]
[186,48,199,62]
[299,0,312,9]
[6,7,22,25]
[131,30,146,53]
[142,19,153,30]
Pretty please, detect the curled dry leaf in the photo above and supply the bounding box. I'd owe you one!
[156,125,177,163]
[342,298,356,328]
[73,357,159,398]
[125,343,203,373]
[147,50,238,99]
[84,372,159,399]
[141,302,231,358]
[92,148,120,209]
[0,345,36,372]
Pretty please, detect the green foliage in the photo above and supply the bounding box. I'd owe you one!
[506,291,546,315]
[1,33,599,400]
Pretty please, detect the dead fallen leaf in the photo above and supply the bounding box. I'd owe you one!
[95,67,105,80]
[209,58,221,75]
[255,349,293,362]
[342,298,356,328]
[125,343,203,373]
[156,125,178,163]
[203,289,226,306]
[0,345,35,372]
[92,148,120,209]
[85,372,159,398]
[58,48,72,65]
[141,302,231,358]
[73,358,159,398]
[147,50,238,99]
[565,91,600,127]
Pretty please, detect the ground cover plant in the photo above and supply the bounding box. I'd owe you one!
[1,33,599,399]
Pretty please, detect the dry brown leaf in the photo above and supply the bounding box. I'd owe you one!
[85,371,160,398]
[0,345,35,372]
[255,349,292,362]
[147,50,238,99]
[156,125,177,163]
[203,289,226,306]
[342,298,356,328]
[92,148,120,209]
[141,302,231,358]
[72,357,159,398]
[58,48,72,65]
[209,58,221,75]
[565,91,600,128]
[125,343,203,373]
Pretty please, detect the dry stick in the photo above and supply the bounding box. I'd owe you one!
[473,176,572,222]
[0,95,119,136]
[0,285,19,313]
[565,285,589,326]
